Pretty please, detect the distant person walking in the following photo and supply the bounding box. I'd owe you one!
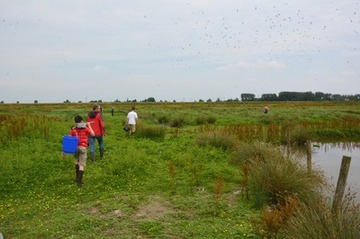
[126,106,138,136]
[87,104,106,161]
[70,115,94,187]
[111,107,114,116]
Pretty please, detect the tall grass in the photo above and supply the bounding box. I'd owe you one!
[195,131,237,150]
[280,193,360,238]
[0,114,56,145]
[134,124,166,140]
[243,142,325,208]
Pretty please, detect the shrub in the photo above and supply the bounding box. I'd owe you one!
[195,115,217,125]
[206,115,217,124]
[135,125,166,140]
[195,116,207,125]
[195,131,237,150]
[249,152,325,208]
[231,142,325,208]
[157,115,169,124]
[289,128,313,145]
[231,141,283,165]
[169,116,186,128]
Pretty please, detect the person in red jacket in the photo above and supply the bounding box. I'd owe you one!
[86,104,106,162]
[70,115,94,187]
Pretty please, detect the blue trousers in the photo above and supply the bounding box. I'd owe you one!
[88,136,104,154]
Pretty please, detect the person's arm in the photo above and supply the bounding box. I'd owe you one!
[69,127,76,136]
[98,115,106,135]
[87,122,95,136]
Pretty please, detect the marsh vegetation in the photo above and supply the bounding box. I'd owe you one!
[0,101,359,238]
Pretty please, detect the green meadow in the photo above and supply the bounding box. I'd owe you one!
[0,101,360,238]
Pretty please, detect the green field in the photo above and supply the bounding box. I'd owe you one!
[1,101,359,238]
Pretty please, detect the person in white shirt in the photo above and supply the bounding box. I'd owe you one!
[126,106,138,135]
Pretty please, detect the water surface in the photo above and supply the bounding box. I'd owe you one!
[311,143,360,202]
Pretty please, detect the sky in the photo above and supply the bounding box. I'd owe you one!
[1,0,360,103]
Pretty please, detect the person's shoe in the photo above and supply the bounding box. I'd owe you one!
[90,152,95,162]
[100,149,104,159]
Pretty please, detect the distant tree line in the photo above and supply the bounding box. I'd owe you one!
[240,92,360,102]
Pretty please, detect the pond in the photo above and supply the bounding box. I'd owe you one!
[310,142,360,202]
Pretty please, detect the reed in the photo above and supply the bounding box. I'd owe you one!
[280,193,360,238]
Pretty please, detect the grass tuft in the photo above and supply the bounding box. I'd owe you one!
[280,193,360,238]
[196,131,237,150]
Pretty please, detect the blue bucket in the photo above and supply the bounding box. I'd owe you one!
[62,136,79,154]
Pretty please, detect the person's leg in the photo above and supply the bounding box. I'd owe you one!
[77,147,87,187]
[129,124,136,136]
[97,136,104,159]
[74,149,80,181]
[75,164,79,181]
[88,136,96,162]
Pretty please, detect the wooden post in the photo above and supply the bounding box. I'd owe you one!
[332,155,352,212]
[306,140,312,172]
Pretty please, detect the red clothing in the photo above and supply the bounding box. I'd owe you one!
[87,111,105,136]
[70,127,92,147]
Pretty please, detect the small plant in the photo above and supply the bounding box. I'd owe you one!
[214,176,224,201]
[212,176,226,216]
[257,196,298,238]
[168,161,176,194]
[241,163,250,199]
